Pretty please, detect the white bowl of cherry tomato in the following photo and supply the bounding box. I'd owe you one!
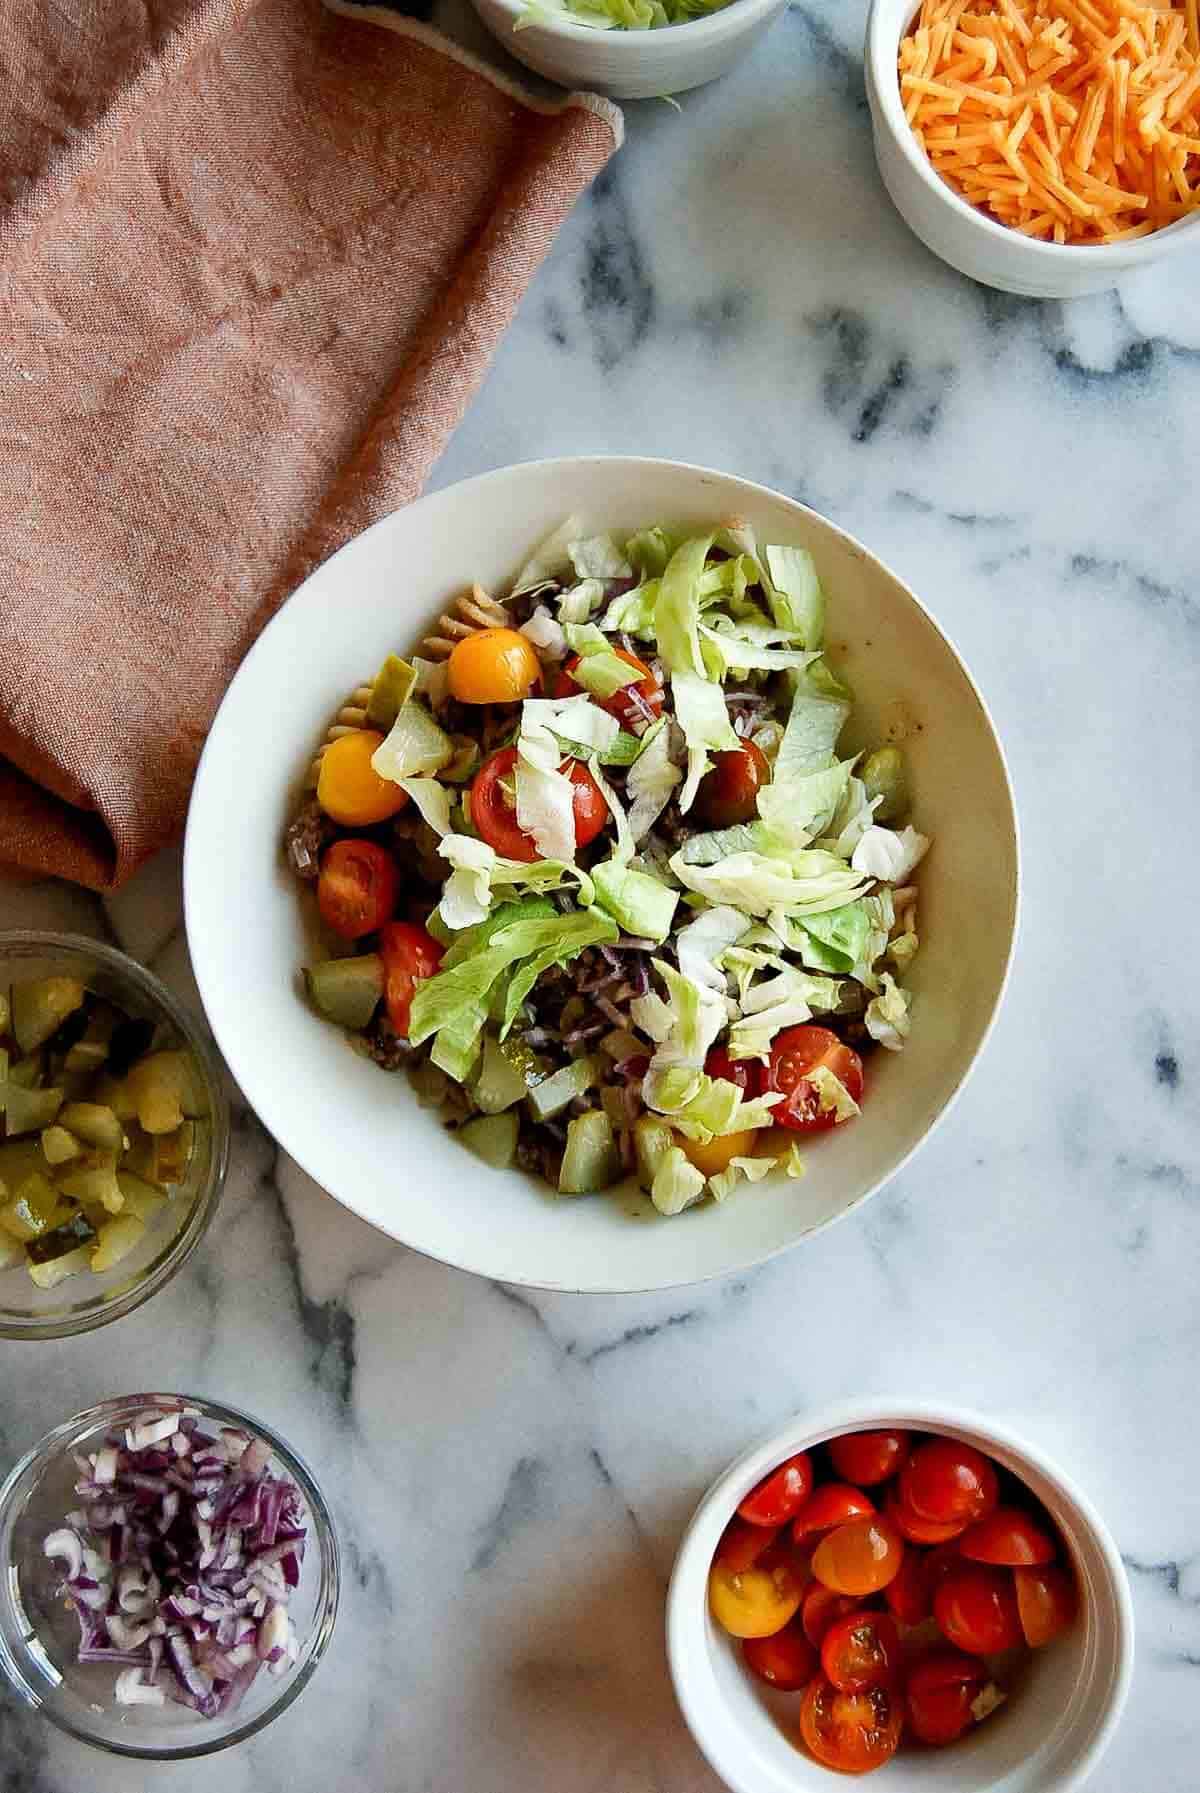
[667,1403,1132,1791]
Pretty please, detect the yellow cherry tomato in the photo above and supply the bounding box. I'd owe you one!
[811,1517,904,1597]
[677,1128,759,1180]
[709,1557,805,1639]
[447,629,540,705]
[316,730,409,826]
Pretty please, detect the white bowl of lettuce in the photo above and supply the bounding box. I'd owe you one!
[185,457,1017,1294]
[469,0,787,100]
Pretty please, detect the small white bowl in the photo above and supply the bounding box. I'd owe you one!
[865,0,1200,297]
[185,455,1017,1295]
[667,1402,1133,1793]
[469,0,787,99]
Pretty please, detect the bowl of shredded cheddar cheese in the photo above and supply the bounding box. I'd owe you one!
[866,0,1200,294]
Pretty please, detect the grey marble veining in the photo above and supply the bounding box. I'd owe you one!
[3,0,1199,1785]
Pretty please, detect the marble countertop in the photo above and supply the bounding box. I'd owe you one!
[4,0,1199,1786]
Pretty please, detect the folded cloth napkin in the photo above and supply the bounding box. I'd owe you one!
[0,0,620,889]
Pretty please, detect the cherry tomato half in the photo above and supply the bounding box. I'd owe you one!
[380,921,443,1037]
[709,1556,806,1640]
[1014,1563,1077,1647]
[829,1430,911,1488]
[883,1546,931,1627]
[906,1650,986,1746]
[317,840,399,940]
[934,1564,1023,1656]
[317,729,409,826]
[799,1677,903,1774]
[802,1585,865,1650]
[470,748,607,862]
[743,1620,819,1691]
[447,628,540,705]
[766,1026,864,1134]
[885,1484,970,1545]
[695,740,770,828]
[715,1518,780,1574]
[900,1439,999,1528]
[812,1517,904,1597]
[792,1484,876,1543]
[960,1507,1056,1567]
[705,1046,766,1099]
[738,1452,814,1528]
[821,1611,902,1694]
[552,648,664,731]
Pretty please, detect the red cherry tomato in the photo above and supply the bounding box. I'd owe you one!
[883,1546,931,1627]
[821,1611,902,1693]
[766,1026,865,1134]
[470,747,607,862]
[715,1519,781,1575]
[316,840,400,940]
[885,1484,970,1545]
[705,1046,766,1099]
[1014,1563,1077,1647]
[811,1517,904,1596]
[695,740,770,828]
[743,1620,819,1691]
[900,1439,999,1528]
[934,1564,1023,1656]
[792,1484,876,1543]
[799,1677,903,1774]
[738,1452,814,1528]
[960,1507,1056,1567]
[380,921,443,1037]
[802,1584,865,1650]
[829,1430,911,1488]
[552,649,664,731]
[906,1650,986,1746]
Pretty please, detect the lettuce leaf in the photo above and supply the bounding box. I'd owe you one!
[699,618,819,679]
[558,579,605,625]
[672,668,739,811]
[519,606,567,660]
[675,904,746,992]
[626,720,682,842]
[788,902,871,974]
[670,847,869,917]
[650,1147,707,1216]
[437,837,594,931]
[865,972,912,1051]
[591,861,678,943]
[569,534,631,581]
[654,534,713,678]
[851,825,931,883]
[773,665,850,785]
[708,1151,775,1204]
[763,544,825,646]
[563,623,641,699]
[512,517,582,593]
[756,761,852,847]
[599,579,659,637]
[641,959,726,1113]
[807,1064,861,1121]
[371,700,454,782]
[625,526,677,577]
[396,777,453,837]
[521,693,620,756]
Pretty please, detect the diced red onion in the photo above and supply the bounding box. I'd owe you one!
[44,1406,309,1723]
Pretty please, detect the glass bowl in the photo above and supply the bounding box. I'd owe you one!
[0,1394,340,1758]
[0,931,229,1339]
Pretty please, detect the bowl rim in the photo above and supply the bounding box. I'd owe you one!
[864,0,1200,265]
[478,0,784,47]
[184,453,1021,1295]
[0,931,231,1341]
[666,1397,1135,1793]
[0,1392,340,1759]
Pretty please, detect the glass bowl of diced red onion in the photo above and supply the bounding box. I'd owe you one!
[0,1394,339,1758]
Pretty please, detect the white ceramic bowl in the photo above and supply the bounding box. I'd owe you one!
[667,1402,1133,1793]
[469,0,786,99]
[184,456,1018,1295]
[865,0,1200,297]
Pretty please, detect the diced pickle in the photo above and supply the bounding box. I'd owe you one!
[26,1210,97,1264]
[457,1112,519,1169]
[123,1050,206,1135]
[0,1141,48,1191]
[58,1102,125,1152]
[90,1213,145,1273]
[366,654,417,729]
[559,1111,619,1195]
[41,1126,82,1166]
[11,978,85,1055]
[303,956,384,1030]
[634,1114,676,1194]
[0,1173,76,1241]
[29,1244,93,1288]
[439,736,482,785]
[58,1159,124,1215]
[63,1005,119,1074]
[4,1084,65,1137]
[6,1055,44,1091]
[0,1231,23,1270]
[471,1036,530,1116]
[115,1172,168,1222]
[861,747,910,825]
[527,1056,603,1123]
[0,988,9,1034]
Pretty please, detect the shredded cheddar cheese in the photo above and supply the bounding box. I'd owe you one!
[899,0,1200,242]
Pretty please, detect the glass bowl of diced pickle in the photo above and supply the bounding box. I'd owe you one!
[0,934,229,1339]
